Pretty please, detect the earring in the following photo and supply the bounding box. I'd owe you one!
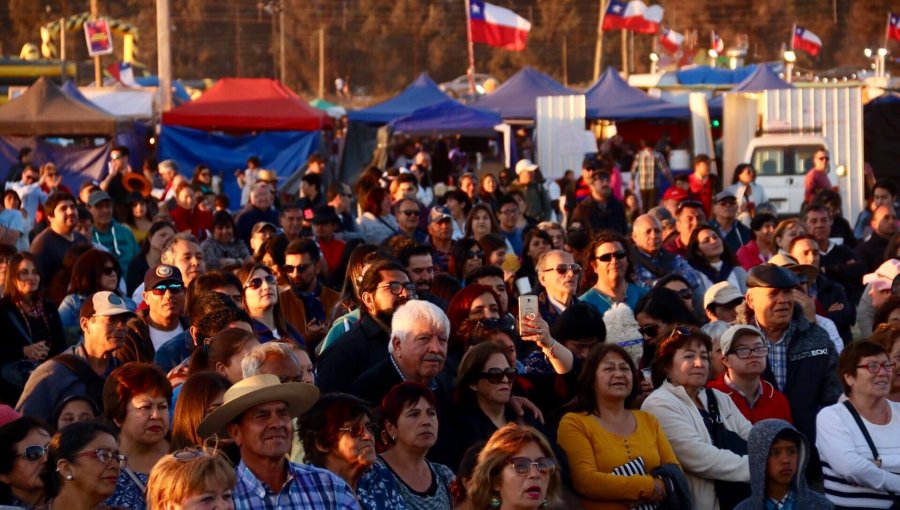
[541,498,549,509]
[490,496,501,509]
[65,474,74,480]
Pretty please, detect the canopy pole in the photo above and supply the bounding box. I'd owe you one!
[593,0,607,81]
[91,0,101,87]
[621,30,628,78]
[464,0,476,96]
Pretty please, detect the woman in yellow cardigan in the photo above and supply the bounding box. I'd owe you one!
[557,343,680,509]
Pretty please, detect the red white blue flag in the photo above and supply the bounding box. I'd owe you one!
[468,0,531,51]
[711,31,724,52]
[602,0,664,35]
[659,27,684,54]
[889,12,900,42]
[792,26,822,56]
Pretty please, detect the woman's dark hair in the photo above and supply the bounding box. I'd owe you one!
[103,363,173,426]
[466,203,500,240]
[171,372,231,449]
[450,440,487,505]
[41,421,118,499]
[686,224,738,271]
[362,186,388,216]
[50,395,100,432]
[259,234,289,267]
[429,273,464,306]
[211,210,237,232]
[449,238,482,281]
[653,273,691,290]
[68,249,123,296]
[750,213,778,234]
[123,194,148,228]
[522,229,553,265]
[333,244,387,321]
[572,343,641,413]
[477,233,508,266]
[634,287,702,327]
[236,263,290,337]
[185,271,242,320]
[731,163,755,185]
[869,322,900,358]
[0,416,50,475]
[190,164,211,187]
[47,243,92,305]
[582,230,636,291]
[652,327,713,388]
[4,189,22,209]
[137,220,177,258]
[837,340,887,396]
[298,393,372,468]
[455,342,511,410]
[188,327,257,376]
[378,382,438,431]
[874,297,900,331]
[4,252,41,302]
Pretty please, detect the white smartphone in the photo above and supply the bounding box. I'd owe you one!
[518,295,539,334]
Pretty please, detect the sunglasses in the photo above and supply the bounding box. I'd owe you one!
[638,323,660,338]
[675,288,693,300]
[17,444,48,462]
[338,422,377,439]
[478,367,517,384]
[541,263,582,275]
[151,283,184,296]
[400,210,420,217]
[245,274,277,290]
[467,250,485,260]
[594,250,627,263]
[377,281,417,296]
[283,263,314,274]
[102,266,117,276]
[506,456,556,475]
[668,326,697,342]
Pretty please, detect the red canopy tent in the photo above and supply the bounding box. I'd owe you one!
[161,78,329,131]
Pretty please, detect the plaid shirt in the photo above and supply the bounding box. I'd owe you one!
[759,320,790,392]
[630,149,669,190]
[234,460,360,510]
[632,249,703,291]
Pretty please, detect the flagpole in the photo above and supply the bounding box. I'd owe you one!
[790,22,796,51]
[621,30,628,77]
[594,0,607,81]
[885,12,891,50]
[464,0,476,96]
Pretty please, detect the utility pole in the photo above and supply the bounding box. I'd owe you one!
[60,17,66,81]
[234,3,242,77]
[156,0,173,111]
[279,0,285,83]
[621,30,628,77]
[90,0,101,86]
[318,27,325,98]
[593,0,607,80]
[562,36,568,86]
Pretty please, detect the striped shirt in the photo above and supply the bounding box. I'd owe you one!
[234,460,361,510]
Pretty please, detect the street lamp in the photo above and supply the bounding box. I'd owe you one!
[649,52,659,74]
[783,50,796,83]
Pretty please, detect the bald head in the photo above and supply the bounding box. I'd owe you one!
[632,214,662,253]
[872,205,898,238]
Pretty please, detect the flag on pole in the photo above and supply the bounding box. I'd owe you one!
[468,0,531,51]
[106,61,137,87]
[889,12,900,42]
[792,26,822,56]
[602,0,664,34]
[711,31,724,52]
[660,27,684,53]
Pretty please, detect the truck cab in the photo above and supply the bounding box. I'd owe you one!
[744,133,829,215]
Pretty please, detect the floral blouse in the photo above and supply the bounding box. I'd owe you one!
[356,456,455,510]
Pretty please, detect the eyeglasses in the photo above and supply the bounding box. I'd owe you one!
[541,263,582,275]
[245,274,277,290]
[730,346,770,359]
[72,448,127,468]
[816,156,830,161]
[638,323,660,338]
[400,210,420,217]
[338,422,377,439]
[17,444,48,462]
[110,154,126,161]
[506,456,556,475]
[102,266,117,276]
[675,288,693,300]
[467,250,485,260]
[857,361,895,374]
[499,208,519,216]
[478,367,517,384]
[151,283,184,296]
[377,281,416,296]
[283,263,314,274]
[594,250,627,263]
[716,199,737,206]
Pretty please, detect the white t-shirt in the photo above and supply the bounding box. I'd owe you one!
[148,322,185,352]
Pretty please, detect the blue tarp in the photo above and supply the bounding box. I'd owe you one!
[708,65,792,115]
[134,76,192,105]
[60,81,96,109]
[159,126,318,209]
[0,135,112,188]
[388,100,502,137]
[676,65,761,85]
[347,73,450,124]
[475,66,576,120]
[585,67,691,120]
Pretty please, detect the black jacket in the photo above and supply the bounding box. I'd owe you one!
[853,232,890,273]
[570,195,627,235]
[317,313,390,393]
[819,242,865,304]
[814,274,855,346]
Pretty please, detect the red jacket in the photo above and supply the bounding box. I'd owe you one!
[171,206,213,239]
[707,373,793,424]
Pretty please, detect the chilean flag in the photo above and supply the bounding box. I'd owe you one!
[889,12,900,42]
[711,31,724,52]
[792,26,822,56]
[659,27,684,54]
[469,0,531,52]
[603,0,664,35]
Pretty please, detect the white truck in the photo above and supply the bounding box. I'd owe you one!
[721,86,865,221]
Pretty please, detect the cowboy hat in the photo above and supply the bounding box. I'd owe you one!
[767,253,819,285]
[122,172,153,198]
[197,374,319,439]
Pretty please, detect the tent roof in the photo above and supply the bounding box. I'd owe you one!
[61,81,98,109]
[161,78,327,131]
[475,66,576,119]
[0,77,121,136]
[676,65,761,85]
[585,68,691,120]
[347,73,450,124]
[708,65,792,113]
[388,100,502,137]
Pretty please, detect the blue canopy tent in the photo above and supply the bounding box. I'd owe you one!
[676,66,761,85]
[475,66,575,120]
[347,73,450,124]
[707,64,792,115]
[388,100,503,137]
[585,67,691,120]
[134,76,192,105]
[60,81,95,108]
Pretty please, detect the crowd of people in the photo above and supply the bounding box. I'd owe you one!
[0,139,898,510]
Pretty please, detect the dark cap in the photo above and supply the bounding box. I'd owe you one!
[311,205,340,225]
[551,301,606,342]
[251,222,279,236]
[87,190,112,206]
[746,264,800,290]
[144,264,183,290]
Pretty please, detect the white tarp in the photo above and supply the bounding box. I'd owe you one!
[80,86,156,119]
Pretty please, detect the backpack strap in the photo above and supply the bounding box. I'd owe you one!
[53,354,106,409]
[843,400,882,467]
[705,387,723,423]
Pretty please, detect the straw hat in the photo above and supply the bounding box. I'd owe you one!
[197,374,319,439]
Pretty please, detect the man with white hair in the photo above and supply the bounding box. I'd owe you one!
[236,181,280,243]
